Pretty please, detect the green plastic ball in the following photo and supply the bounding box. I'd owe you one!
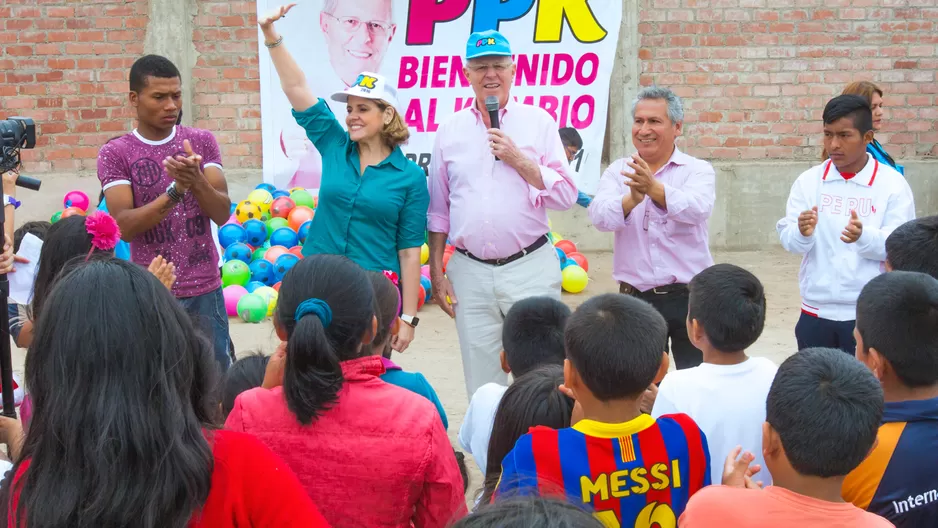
[266,217,289,237]
[251,247,267,262]
[237,293,268,323]
[222,260,251,288]
[290,189,315,209]
[50,210,63,224]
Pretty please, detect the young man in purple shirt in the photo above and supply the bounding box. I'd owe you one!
[588,86,716,370]
[98,55,233,371]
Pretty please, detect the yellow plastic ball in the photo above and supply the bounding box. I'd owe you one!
[253,286,278,317]
[420,243,430,265]
[246,189,274,213]
[235,200,263,224]
[561,265,589,293]
[551,231,564,243]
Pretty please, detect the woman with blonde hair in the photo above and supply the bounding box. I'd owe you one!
[260,4,428,352]
[824,81,903,174]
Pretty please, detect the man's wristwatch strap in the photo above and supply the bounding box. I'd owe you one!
[166,183,184,203]
[400,314,419,328]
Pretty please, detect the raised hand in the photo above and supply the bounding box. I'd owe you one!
[721,446,764,489]
[259,3,296,30]
[841,209,862,243]
[148,255,177,290]
[798,206,818,237]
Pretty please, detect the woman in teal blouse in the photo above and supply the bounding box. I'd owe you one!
[260,6,428,351]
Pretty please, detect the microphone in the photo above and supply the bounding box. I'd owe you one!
[485,96,500,161]
[14,174,41,191]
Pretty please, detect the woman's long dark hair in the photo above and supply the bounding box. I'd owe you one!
[480,365,574,504]
[0,258,218,528]
[28,215,102,322]
[276,254,375,425]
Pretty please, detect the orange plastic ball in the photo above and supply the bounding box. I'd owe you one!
[567,252,589,272]
[287,206,315,232]
[61,206,87,219]
[288,246,304,258]
[264,245,290,264]
[417,286,426,310]
[272,282,281,292]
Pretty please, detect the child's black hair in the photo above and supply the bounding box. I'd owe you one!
[275,254,375,425]
[886,216,938,279]
[688,263,766,352]
[129,54,181,93]
[766,347,883,478]
[367,271,400,360]
[13,220,51,253]
[221,351,269,417]
[822,94,874,135]
[502,297,571,378]
[454,450,469,494]
[29,215,100,322]
[564,294,667,400]
[857,271,938,388]
[452,496,603,528]
[480,365,574,504]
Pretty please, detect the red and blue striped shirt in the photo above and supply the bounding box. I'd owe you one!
[495,414,710,528]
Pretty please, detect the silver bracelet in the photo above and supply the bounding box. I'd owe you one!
[265,35,283,48]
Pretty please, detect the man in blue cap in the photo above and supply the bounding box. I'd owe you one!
[427,29,578,397]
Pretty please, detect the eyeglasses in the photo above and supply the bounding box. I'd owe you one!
[468,62,512,74]
[323,13,393,37]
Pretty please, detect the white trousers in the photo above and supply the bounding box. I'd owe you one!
[447,242,562,398]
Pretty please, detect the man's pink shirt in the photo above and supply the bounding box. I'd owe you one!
[428,99,577,259]
[588,147,715,291]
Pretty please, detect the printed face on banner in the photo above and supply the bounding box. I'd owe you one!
[259,0,623,194]
[320,0,397,87]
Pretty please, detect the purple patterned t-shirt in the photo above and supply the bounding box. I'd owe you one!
[97,126,222,298]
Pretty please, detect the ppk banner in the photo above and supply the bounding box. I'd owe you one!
[257,0,622,194]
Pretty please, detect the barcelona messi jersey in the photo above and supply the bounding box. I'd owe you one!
[495,414,711,528]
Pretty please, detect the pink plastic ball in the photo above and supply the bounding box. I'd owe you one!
[63,191,90,212]
[420,265,430,279]
[223,285,249,317]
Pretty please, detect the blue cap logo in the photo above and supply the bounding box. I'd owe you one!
[466,30,512,60]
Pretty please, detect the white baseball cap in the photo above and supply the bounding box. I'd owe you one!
[331,72,400,112]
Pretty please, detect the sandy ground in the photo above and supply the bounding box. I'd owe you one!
[9,247,804,497]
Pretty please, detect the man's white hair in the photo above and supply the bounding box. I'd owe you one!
[631,86,684,124]
[321,0,393,20]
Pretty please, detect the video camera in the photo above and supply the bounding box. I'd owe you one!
[0,117,40,190]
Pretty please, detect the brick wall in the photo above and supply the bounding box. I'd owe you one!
[639,0,938,160]
[1,0,936,174]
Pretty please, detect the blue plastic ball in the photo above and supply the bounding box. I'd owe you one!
[255,183,277,193]
[269,226,299,248]
[271,189,291,199]
[223,242,252,264]
[273,254,300,281]
[218,223,247,249]
[229,202,237,215]
[297,220,312,244]
[246,281,266,293]
[419,275,432,301]
[555,247,567,262]
[561,257,577,270]
[243,219,267,247]
[249,259,276,286]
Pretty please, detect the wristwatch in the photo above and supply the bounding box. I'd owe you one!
[166,181,184,203]
[2,195,20,209]
[400,314,419,328]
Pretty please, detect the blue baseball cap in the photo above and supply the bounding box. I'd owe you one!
[465,30,512,60]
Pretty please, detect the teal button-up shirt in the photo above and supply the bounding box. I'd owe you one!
[293,99,429,275]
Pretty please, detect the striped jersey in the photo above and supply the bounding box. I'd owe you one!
[495,414,711,528]
[843,397,938,527]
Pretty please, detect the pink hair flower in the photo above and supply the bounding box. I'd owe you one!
[382,270,399,286]
[85,210,122,252]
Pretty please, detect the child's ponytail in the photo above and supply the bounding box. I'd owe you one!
[275,255,376,426]
[284,299,342,424]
